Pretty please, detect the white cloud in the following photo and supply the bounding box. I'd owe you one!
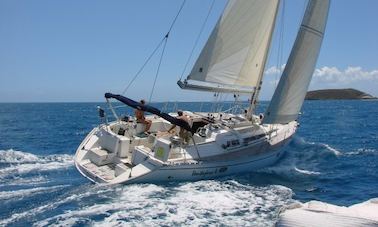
[264,65,378,86]
[264,65,286,85]
[313,66,378,84]
[265,65,286,76]
[260,65,378,100]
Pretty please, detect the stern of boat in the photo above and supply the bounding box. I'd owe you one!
[74,119,176,184]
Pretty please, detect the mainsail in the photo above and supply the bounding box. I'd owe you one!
[179,0,280,93]
[263,0,330,124]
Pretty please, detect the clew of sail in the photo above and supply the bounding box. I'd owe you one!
[263,0,330,124]
[180,0,280,93]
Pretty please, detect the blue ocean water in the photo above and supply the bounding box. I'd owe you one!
[0,100,377,226]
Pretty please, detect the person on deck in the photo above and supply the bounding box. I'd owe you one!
[135,99,152,132]
[168,110,191,143]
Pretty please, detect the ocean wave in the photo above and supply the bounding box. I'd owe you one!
[0,149,40,164]
[0,184,109,226]
[255,137,348,178]
[343,148,377,156]
[33,181,293,226]
[0,149,72,164]
[1,176,49,187]
[293,167,321,175]
[0,149,73,179]
[319,143,342,156]
[291,137,342,157]
[259,164,321,177]
[0,185,68,201]
[288,137,378,159]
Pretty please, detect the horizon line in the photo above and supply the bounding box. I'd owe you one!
[0,100,271,104]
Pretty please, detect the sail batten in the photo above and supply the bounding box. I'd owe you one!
[263,0,330,124]
[181,0,280,93]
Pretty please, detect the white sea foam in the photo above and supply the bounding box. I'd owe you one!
[33,181,293,226]
[260,164,321,177]
[344,148,377,156]
[2,149,291,226]
[0,184,110,226]
[316,144,376,157]
[320,143,342,156]
[293,167,321,176]
[0,149,40,163]
[0,185,68,200]
[0,149,73,178]
[1,176,49,187]
[0,160,73,177]
[257,137,334,177]
[291,137,342,157]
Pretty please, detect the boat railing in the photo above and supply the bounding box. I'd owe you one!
[103,99,253,134]
[161,102,179,113]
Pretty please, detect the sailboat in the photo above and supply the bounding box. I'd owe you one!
[74,0,330,184]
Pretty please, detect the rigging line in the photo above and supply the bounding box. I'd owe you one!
[121,36,166,95]
[219,93,229,113]
[275,0,285,88]
[211,92,217,113]
[179,0,216,80]
[122,0,186,95]
[167,0,187,36]
[217,92,225,113]
[214,93,219,112]
[275,2,282,88]
[148,0,186,101]
[149,37,168,103]
[279,0,286,72]
[217,93,224,112]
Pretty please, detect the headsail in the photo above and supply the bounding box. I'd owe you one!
[263,0,330,124]
[179,0,280,93]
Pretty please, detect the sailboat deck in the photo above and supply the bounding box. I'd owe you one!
[82,161,116,181]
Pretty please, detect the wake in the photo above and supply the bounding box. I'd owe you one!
[0,149,73,179]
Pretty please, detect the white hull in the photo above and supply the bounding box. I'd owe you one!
[116,147,286,184]
[74,112,297,185]
[76,138,289,184]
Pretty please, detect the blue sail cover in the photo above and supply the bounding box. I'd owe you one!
[104,93,193,133]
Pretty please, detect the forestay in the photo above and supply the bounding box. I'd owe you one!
[263,0,330,124]
[181,0,279,93]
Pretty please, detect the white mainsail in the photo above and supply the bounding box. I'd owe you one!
[180,0,280,93]
[263,0,330,124]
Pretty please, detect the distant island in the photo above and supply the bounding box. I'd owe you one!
[305,88,377,100]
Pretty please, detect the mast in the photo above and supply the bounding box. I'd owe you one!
[263,0,330,124]
[247,0,281,119]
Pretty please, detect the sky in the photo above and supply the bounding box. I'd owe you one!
[0,0,377,102]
